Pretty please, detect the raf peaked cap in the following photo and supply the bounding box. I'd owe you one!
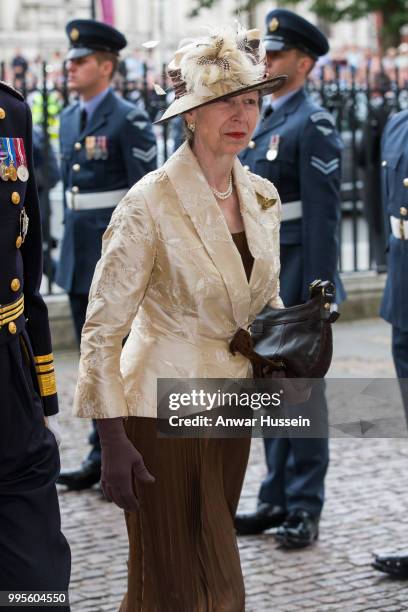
[264,9,329,58]
[66,19,127,60]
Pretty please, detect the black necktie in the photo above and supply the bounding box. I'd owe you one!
[262,104,273,121]
[80,108,88,132]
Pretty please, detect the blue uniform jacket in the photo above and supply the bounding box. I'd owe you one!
[240,88,345,305]
[0,82,58,415]
[56,89,157,294]
[380,110,408,331]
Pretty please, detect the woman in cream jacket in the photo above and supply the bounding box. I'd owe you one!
[74,25,285,612]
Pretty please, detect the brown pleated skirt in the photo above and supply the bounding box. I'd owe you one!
[120,417,251,612]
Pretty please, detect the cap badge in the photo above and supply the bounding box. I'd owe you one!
[269,18,279,33]
[70,28,80,41]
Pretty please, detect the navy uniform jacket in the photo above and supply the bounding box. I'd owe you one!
[56,89,157,294]
[380,110,408,331]
[0,82,58,415]
[241,88,345,305]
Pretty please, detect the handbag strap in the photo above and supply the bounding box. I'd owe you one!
[229,327,285,377]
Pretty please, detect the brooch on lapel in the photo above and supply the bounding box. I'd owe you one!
[257,193,277,210]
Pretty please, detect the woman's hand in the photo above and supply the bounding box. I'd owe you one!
[96,417,155,512]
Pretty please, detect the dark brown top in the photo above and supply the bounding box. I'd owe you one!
[231,231,254,282]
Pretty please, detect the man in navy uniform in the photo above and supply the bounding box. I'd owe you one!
[235,9,345,548]
[0,81,71,599]
[371,109,408,578]
[56,19,157,491]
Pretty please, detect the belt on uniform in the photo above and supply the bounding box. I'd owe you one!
[65,188,128,211]
[281,200,302,222]
[390,215,408,240]
[0,294,24,336]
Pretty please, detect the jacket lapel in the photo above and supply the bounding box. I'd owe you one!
[61,103,81,145]
[233,159,280,317]
[165,142,251,328]
[253,88,306,141]
[81,90,115,137]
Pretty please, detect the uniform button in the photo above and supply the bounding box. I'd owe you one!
[8,322,17,334]
[381,160,387,167]
[72,186,79,193]
[72,163,81,172]
[11,191,20,205]
[74,142,82,151]
[400,206,408,216]
[248,140,256,149]
[0,107,6,120]
[15,236,22,248]
[403,178,408,188]
[10,278,20,292]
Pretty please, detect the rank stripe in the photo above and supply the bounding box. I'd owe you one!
[311,159,340,175]
[311,159,339,169]
[0,304,24,324]
[35,364,55,374]
[0,300,24,320]
[310,162,339,173]
[37,371,57,397]
[310,157,340,171]
[132,145,157,163]
[35,353,54,364]
[0,295,24,314]
[310,156,339,167]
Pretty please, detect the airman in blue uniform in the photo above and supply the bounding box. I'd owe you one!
[380,110,408,389]
[235,9,344,548]
[56,20,157,491]
[0,81,70,601]
[372,110,408,578]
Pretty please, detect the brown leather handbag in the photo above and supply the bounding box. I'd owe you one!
[229,280,339,379]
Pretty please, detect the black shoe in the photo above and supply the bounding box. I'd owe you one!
[372,553,408,578]
[234,503,287,535]
[275,509,319,549]
[57,459,101,491]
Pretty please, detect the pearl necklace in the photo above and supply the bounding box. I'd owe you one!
[210,174,233,200]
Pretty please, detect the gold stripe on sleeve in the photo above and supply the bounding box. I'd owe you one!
[37,371,57,397]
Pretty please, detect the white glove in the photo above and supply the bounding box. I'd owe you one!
[45,414,62,447]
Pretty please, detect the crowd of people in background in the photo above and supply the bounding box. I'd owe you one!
[3,40,408,110]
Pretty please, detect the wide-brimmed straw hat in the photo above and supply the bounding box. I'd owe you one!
[155,25,287,124]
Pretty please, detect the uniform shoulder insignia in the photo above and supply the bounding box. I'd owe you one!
[310,155,340,175]
[0,80,24,101]
[132,144,157,163]
[126,108,149,129]
[315,125,333,136]
[310,110,335,126]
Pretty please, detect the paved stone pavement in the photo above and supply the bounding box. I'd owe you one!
[55,318,408,611]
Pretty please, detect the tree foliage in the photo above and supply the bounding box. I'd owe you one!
[188,0,406,47]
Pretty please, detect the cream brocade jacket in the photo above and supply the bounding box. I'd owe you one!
[74,142,283,419]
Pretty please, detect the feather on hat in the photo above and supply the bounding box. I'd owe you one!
[155,25,286,124]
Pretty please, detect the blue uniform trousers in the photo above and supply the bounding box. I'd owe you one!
[258,243,329,517]
[0,333,71,605]
[392,326,408,418]
[68,293,101,466]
